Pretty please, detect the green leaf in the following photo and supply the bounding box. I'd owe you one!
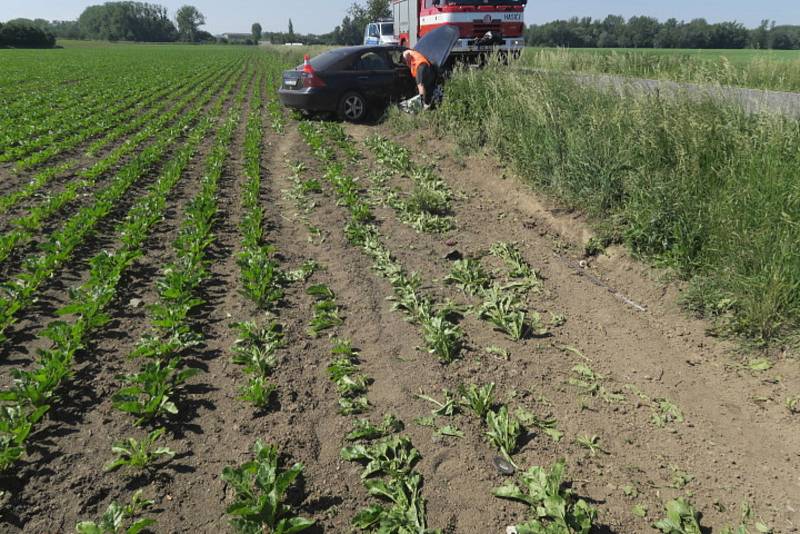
[75,522,103,534]
[436,425,464,438]
[747,358,772,372]
[126,518,156,534]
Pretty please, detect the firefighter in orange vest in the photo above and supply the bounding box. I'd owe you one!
[402,49,434,108]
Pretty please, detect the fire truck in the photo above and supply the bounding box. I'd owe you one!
[391,0,527,61]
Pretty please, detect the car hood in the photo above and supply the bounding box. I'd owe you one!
[414,26,460,68]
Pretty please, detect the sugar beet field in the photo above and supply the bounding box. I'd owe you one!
[1,44,799,533]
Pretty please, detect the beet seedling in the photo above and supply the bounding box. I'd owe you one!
[515,408,564,442]
[633,504,649,518]
[485,406,522,465]
[231,321,283,377]
[490,241,542,288]
[112,358,200,425]
[445,259,490,296]
[420,313,462,363]
[576,434,609,456]
[720,502,773,534]
[104,428,175,473]
[787,395,800,414]
[75,489,155,534]
[626,384,684,427]
[669,466,694,489]
[653,498,702,534]
[346,414,404,442]
[0,404,48,471]
[222,441,314,534]
[494,459,596,534]
[652,399,684,427]
[339,396,370,415]
[459,383,496,418]
[237,247,285,310]
[479,286,529,340]
[2,363,67,408]
[351,472,436,533]
[416,389,458,416]
[569,364,625,404]
[238,376,276,409]
[328,339,371,415]
[307,284,343,337]
[341,436,421,479]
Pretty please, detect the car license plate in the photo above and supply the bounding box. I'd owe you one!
[284,77,300,88]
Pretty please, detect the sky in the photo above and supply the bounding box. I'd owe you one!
[2,0,799,35]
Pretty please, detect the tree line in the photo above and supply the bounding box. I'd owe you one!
[0,20,57,48]
[4,0,800,51]
[527,16,800,50]
[1,2,224,47]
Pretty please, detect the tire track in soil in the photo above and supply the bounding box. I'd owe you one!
[255,125,376,533]
[268,123,532,533]
[344,123,800,532]
[0,65,251,372]
[0,66,254,534]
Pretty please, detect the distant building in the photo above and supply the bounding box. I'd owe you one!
[221,32,251,42]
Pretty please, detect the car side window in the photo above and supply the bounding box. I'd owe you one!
[387,49,406,68]
[356,51,390,71]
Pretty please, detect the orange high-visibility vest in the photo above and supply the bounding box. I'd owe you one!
[405,50,431,78]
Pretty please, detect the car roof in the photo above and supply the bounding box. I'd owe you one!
[305,45,407,72]
[338,45,404,54]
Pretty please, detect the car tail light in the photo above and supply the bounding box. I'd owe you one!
[300,55,325,88]
[301,72,326,88]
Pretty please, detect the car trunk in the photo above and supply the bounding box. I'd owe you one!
[282,70,303,90]
[414,26,460,68]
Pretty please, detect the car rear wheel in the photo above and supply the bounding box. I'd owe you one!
[338,92,367,122]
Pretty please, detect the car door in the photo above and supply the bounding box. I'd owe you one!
[385,48,416,100]
[352,50,395,103]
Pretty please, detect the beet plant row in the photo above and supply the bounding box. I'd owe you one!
[0,61,238,266]
[0,65,241,473]
[0,61,248,345]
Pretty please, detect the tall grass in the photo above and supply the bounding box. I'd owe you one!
[519,48,800,93]
[428,64,800,343]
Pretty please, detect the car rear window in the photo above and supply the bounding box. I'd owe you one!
[381,23,394,36]
[309,49,350,71]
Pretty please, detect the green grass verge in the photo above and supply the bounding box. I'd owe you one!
[404,64,800,345]
[520,47,800,92]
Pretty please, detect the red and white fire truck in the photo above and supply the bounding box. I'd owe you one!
[391,0,527,60]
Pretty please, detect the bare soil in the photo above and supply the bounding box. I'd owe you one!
[1,100,799,534]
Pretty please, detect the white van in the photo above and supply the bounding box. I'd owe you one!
[363,20,399,46]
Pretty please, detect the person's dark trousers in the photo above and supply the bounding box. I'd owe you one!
[416,63,436,106]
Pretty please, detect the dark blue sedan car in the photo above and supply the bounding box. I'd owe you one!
[278,26,459,122]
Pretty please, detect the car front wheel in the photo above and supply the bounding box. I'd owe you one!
[338,92,367,122]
